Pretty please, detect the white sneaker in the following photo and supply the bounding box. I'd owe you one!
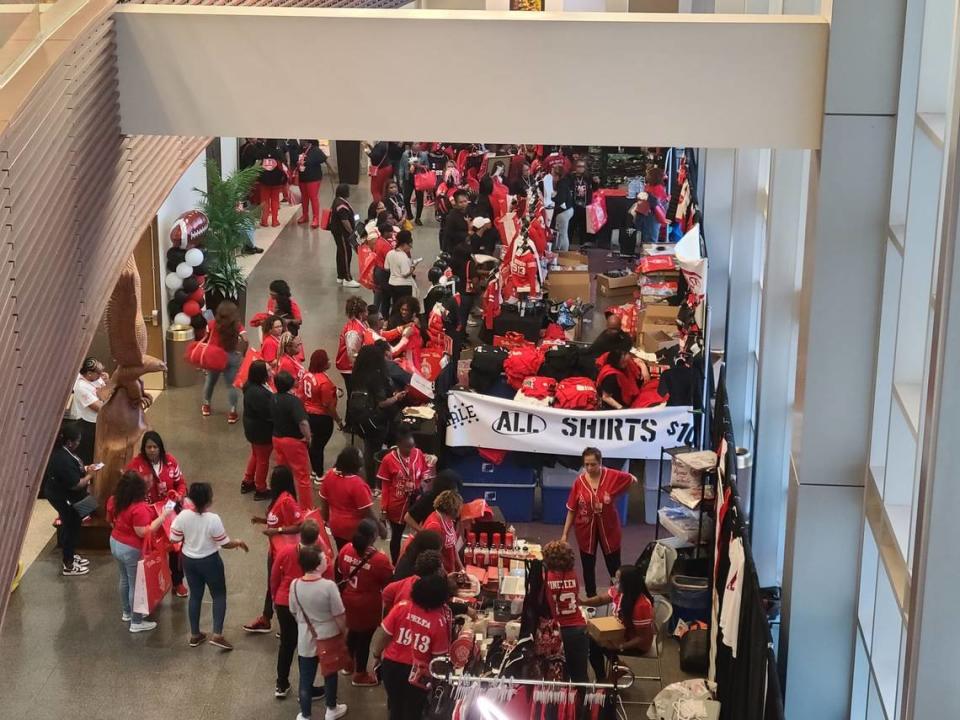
[336,279,343,285]
[62,563,89,576]
[129,620,157,633]
[342,280,360,289]
[325,704,348,720]
[73,555,90,566]
[121,611,132,622]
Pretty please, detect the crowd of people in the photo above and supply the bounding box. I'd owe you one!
[42,140,671,720]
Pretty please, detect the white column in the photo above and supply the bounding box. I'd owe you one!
[699,149,734,354]
[751,149,808,588]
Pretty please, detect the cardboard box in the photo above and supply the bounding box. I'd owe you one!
[545,268,591,300]
[555,251,589,268]
[597,271,639,297]
[639,329,679,354]
[640,304,680,333]
[587,616,625,648]
[670,449,719,489]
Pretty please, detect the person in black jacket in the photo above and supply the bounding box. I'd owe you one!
[296,139,328,228]
[259,140,287,228]
[441,190,470,253]
[44,423,97,576]
[242,360,274,500]
[567,159,596,248]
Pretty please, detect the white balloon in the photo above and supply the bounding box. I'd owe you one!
[173,312,191,326]
[185,248,204,267]
[165,272,183,291]
[176,262,194,279]
[202,308,215,322]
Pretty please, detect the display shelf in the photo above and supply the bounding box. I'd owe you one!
[892,382,921,437]
[917,112,945,149]
[887,224,905,255]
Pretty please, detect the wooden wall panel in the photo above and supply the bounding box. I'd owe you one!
[0,8,208,625]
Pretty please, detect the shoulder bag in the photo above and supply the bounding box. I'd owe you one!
[292,579,351,676]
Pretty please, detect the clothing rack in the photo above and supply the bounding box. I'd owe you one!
[428,656,636,691]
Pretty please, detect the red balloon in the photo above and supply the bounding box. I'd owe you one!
[189,287,205,303]
[183,300,201,317]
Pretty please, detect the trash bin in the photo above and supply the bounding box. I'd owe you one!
[166,324,200,388]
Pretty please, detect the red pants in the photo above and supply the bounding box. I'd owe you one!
[272,436,314,509]
[370,165,393,203]
[300,180,321,225]
[260,185,283,226]
[244,442,273,492]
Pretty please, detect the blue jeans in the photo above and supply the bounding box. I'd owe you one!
[182,552,227,635]
[554,207,573,252]
[298,655,338,717]
[110,537,143,623]
[203,350,242,408]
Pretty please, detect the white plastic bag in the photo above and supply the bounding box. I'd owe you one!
[647,679,717,720]
[646,542,678,594]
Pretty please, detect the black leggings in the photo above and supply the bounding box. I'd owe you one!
[560,625,590,683]
[382,659,429,720]
[389,521,406,564]
[262,553,274,621]
[334,233,353,281]
[402,178,424,221]
[580,548,622,598]
[307,414,334,475]
[347,629,374,674]
[276,604,298,688]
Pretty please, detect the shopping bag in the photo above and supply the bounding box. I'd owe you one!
[233,348,260,389]
[357,244,377,290]
[319,208,332,231]
[133,535,172,616]
[645,542,678,594]
[586,198,608,234]
[184,341,229,372]
[414,170,437,192]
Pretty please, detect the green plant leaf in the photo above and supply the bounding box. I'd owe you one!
[194,160,262,296]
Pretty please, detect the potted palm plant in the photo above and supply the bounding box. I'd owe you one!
[197,160,261,319]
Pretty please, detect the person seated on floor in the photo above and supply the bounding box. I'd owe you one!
[580,565,655,680]
[597,349,650,410]
[586,311,634,359]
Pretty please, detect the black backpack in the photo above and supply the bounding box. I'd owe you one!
[540,343,581,381]
[345,390,379,437]
[469,345,508,393]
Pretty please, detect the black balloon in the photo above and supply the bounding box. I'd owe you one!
[173,289,189,305]
[182,276,199,294]
[166,247,187,273]
[190,315,207,332]
[194,261,209,276]
[167,300,181,319]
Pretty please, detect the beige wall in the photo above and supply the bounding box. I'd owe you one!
[0,0,208,624]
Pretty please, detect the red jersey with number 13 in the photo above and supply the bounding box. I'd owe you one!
[545,569,586,628]
[381,600,451,666]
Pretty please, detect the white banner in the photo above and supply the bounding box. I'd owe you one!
[445,391,696,460]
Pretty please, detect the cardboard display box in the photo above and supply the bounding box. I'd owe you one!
[638,328,679,354]
[587,615,626,648]
[597,271,639,297]
[640,304,680,333]
[545,268,591,300]
[555,251,589,269]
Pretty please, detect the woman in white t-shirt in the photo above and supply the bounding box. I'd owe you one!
[385,230,418,311]
[70,357,107,464]
[169,482,249,650]
[289,545,348,720]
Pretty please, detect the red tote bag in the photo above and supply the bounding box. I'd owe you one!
[319,208,332,231]
[133,534,172,616]
[414,170,437,192]
[184,341,229,372]
[233,348,260,389]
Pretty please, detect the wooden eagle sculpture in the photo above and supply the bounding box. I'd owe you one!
[91,255,167,515]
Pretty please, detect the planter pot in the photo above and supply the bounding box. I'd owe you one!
[205,285,247,324]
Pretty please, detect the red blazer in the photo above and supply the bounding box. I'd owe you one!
[126,454,186,505]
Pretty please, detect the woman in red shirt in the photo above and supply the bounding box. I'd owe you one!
[582,564,655,680]
[108,470,172,632]
[377,429,431,563]
[318,446,377,550]
[276,332,305,389]
[244,466,304,635]
[335,297,369,395]
[421,490,464,574]
[542,540,591,683]
[259,314,285,372]
[269,518,324,699]
[267,279,304,331]
[372,574,452,720]
[202,300,248,423]
[560,447,637,597]
[337,519,394,687]
[302,349,343,481]
[125,430,188,597]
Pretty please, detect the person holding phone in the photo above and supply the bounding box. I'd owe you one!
[385,230,418,313]
[44,423,99,577]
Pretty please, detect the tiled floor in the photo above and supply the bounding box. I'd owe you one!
[0,179,690,719]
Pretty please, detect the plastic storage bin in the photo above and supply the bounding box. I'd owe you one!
[447,452,537,486]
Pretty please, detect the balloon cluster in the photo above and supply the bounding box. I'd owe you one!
[165,210,212,336]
